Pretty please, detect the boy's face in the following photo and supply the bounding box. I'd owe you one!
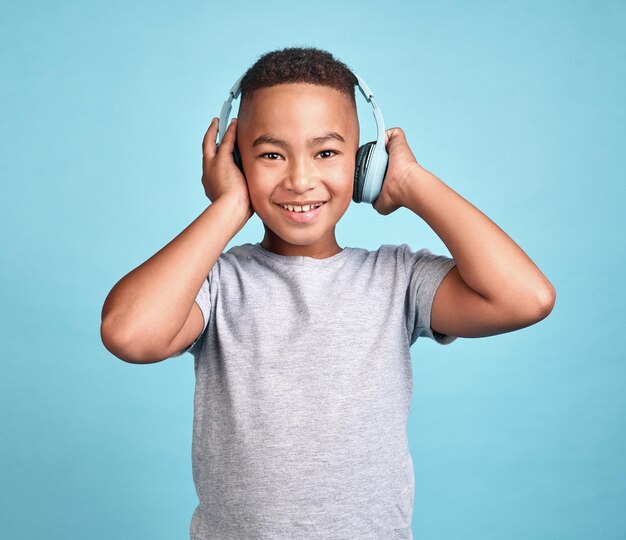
[236,83,359,257]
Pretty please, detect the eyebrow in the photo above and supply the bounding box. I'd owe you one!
[252,131,345,149]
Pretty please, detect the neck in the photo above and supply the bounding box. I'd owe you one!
[260,230,342,259]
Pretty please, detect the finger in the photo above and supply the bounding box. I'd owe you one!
[385,127,395,148]
[385,127,404,150]
[202,117,219,160]
[216,118,237,154]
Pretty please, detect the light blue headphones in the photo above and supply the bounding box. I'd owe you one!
[216,71,389,205]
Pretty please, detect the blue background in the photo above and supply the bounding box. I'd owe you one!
[2,1,624,538]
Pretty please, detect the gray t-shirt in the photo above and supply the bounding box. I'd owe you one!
[171,241,457,539]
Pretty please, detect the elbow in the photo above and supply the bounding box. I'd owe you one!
[504,283,556,327]
[534,283,557,321]
[100,318,147,364]
[100,317,131,361]
[100,317,170,364]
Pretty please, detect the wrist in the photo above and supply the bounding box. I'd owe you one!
[396,163,433,208]
[215,192,252,230]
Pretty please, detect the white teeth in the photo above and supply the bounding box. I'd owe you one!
[280,202,324,212]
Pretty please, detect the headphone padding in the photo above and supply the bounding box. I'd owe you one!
[233,141,243,172]
[353,142,374,203]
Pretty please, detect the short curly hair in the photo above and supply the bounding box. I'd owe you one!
[238,46,358,111]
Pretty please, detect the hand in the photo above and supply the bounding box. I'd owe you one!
[201,117,254,220]
[373,127,424,216]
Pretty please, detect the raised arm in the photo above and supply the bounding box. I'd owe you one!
[100,117,253,363]
[400,164,555,339]
[100,195,248,363]
[374,127,556,339]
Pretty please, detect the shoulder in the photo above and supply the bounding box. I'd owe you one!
[342,244,412,279]
[215,243,259,268]
[357,243,413,267]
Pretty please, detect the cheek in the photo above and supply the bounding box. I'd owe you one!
[333,163,356,200]
[244,173,269,201]
[245,177,277,218]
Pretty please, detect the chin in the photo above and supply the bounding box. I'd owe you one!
[273,228,321,246]
[261,218,324,247]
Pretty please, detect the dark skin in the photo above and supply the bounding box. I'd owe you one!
[202,82,415,259]
[201,82,556,340]
[104,81,553,364]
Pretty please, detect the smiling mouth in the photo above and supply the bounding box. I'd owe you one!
[275,202,327,213]
[274,201,326,224]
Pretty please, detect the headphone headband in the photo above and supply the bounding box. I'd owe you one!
[216,70,388,204]
[218,71,385,146]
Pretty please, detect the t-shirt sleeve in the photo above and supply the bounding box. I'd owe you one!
[170,271,212,357]
[401,243,458,346]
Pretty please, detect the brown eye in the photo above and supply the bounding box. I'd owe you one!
[319,150,337,158]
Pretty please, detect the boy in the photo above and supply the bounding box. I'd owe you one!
[101,47,555,539]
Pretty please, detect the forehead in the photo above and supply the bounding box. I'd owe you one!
[239,83,358,137]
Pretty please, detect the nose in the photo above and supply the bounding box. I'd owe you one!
[285,155,318,194]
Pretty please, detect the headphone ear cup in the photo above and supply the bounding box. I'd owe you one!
[233,139,243,174]
[353,142,375,203]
